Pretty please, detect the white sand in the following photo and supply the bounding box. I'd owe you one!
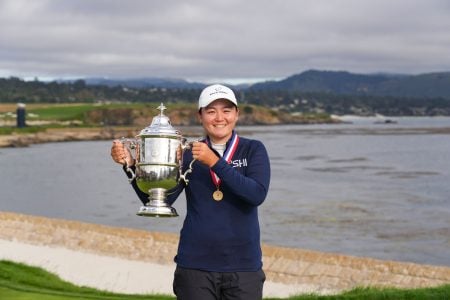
[0,239,313,298]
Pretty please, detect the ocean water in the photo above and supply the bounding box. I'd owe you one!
[1,117,449,266]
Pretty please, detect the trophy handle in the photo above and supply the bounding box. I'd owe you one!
[125,162,136,183]
[179,139,198,185]
[120,137,138,183]
[179,158,196,184]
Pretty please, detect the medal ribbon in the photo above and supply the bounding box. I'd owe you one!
[207,133,239,187]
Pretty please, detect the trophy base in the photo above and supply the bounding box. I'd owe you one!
[137,205,179,217]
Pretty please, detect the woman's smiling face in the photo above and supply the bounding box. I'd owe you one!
[198,99,239,144]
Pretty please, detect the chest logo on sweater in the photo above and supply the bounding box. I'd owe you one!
[231,158,248,168]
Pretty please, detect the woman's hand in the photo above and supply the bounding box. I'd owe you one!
[111,140,135,167]
[191,142,219,167]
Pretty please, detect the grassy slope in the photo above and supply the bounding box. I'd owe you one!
[1,260,449,300]
[0,260,173,300]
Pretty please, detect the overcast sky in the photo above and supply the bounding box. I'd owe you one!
[1,0,450,84]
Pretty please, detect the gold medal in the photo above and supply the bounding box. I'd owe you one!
[213,189,223,201]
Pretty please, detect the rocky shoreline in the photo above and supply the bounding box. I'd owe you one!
[0,127,201,148]
[0,124,226,148]
[3,123,450,148]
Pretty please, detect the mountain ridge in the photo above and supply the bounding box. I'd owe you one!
[249,69,450,98]
[56,69,450,99]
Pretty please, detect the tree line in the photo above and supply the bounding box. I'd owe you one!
[1,77,450,116]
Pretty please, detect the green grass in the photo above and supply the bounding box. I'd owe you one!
[1,260,449,300]
[267,285,450,299]
[0,260,173,299]
[27,104,96,121]
[25,103,176,122]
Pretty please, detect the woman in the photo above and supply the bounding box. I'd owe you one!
[111,84,271,300]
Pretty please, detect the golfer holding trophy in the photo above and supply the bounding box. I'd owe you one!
[111,84,271,300]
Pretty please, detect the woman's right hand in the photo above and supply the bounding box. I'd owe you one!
[111,140,135,167]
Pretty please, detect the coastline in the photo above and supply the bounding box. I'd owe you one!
[0,127,138,148]
[1,211,449,298]
[0,125,210,148]
[3,118,450,148]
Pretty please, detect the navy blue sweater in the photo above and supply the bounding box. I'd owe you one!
[128,132,271,272]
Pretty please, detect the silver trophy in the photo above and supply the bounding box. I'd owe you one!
[121,103,195,217]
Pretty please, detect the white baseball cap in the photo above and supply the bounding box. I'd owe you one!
[198,84,238,110]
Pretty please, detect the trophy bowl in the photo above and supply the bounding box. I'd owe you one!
[122,103,193,217]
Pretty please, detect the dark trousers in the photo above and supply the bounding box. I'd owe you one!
[173,266,265,300]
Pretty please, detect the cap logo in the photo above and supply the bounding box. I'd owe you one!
[209,86,228,96]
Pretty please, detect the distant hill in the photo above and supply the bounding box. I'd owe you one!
[249,70,450,98]
[54,70,450,99]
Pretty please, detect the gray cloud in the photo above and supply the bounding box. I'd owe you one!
[1,0,450,83]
